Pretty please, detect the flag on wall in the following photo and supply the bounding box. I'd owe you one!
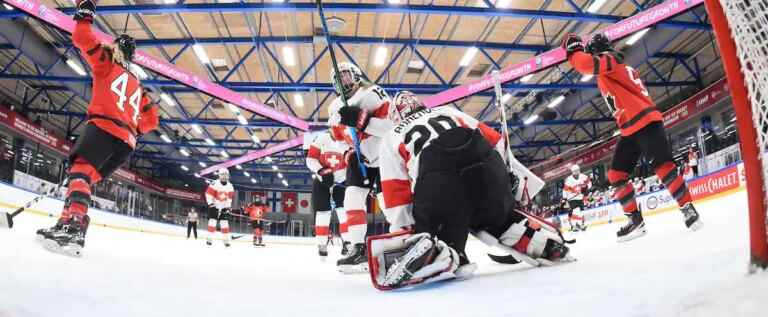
[297,193,312,214]
[281,192,297,213]
[251,191,267,204]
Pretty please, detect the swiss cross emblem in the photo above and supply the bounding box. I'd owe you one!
[218,193,227,200]
[328,155,340,168]
[285,199,295,207]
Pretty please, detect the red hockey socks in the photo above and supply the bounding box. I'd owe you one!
[655,161,692,207]
[63,157,102,219]
[608,169,638,215]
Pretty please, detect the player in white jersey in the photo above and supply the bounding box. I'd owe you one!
[369,92,571,289]
[327,62,395,272]
[562,164,592,231]
[205,169,235,247]
[306,131,351,258]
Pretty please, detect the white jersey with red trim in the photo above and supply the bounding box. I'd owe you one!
[563,173,592,201]
[328,84,393,167]
[205,180,235,210]
[377,106,503,229]
[306,131,350,182]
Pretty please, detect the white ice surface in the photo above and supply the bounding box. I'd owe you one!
[1,190,766,317]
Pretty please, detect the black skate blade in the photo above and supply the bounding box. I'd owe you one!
[617,227,647,243]
[487,253,521,264]
[0,211,12,229]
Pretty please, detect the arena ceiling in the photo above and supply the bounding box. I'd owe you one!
[0,0,723,191]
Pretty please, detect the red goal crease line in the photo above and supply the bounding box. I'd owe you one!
[3,0,310,131]
[423,0,706,108]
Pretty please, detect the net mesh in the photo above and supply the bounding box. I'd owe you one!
[719,0,768,220]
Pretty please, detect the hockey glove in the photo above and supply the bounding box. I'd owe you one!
[562,34,585,57]
[338,106,371,131]
[74,0,96,22]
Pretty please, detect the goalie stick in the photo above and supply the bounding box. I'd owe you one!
[0,177,69,229]
[316,0,369,185]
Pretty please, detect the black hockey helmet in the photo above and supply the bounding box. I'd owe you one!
[114,34,136,62]
[585,33,612,55]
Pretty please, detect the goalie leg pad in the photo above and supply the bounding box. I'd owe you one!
[367,231,462,290]
[498,217,566,259]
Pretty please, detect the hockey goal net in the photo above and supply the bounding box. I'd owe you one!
[704,0,768,271]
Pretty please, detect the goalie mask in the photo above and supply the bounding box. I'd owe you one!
[217,168,230,183]
[330,62,363,98]
[114,34,136,63]
[392,91,426,124]
[585,33,611,55]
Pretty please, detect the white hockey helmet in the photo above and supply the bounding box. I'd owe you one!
[570,164,580,174]
[392,91,426,124]
[330,62,363,97]
[217,168,230,182]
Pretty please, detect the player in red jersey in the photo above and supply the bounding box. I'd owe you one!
[36,0,159,256]
[246,198,269,247]
[563,33,702,242]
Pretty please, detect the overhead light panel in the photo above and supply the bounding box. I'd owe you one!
[227,103,240,114]
[546,95,565,109]
[277,173,284,178]
[625,28,651,46]
[194,173,201,178]
[374,46,388,67]
[586,0,607,13]
[251,134,261,144]
[179,148,190,157]
[496,0,511,8]
[271,165,279,171]
[520,74,534,83]
[459,47,478,67]
[282,46,296,66]
[293,93,304,108]
[388,0,401,4]
[282,180,289,187]
[66,59,87,76]
[265,156,273,163]
[501,93,512,104]
[4,4,14,10]
[251,178,257,183]
[580,74,594,82]
[204,138,216,146]
[180,165,189,171]
[160,93,176,107]
[199,162,207,168]
[523,114,539,125]
[191,124,203,135]
[237,115,248,125]
[220,151,229,158]
[160,134,173,143]
[235,164,243,170]
[244,171,251,177]
[192,44,211,64]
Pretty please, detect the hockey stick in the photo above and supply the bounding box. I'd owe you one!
[0,177,69,229]
[492,70,512,169]
[315,0,368,185]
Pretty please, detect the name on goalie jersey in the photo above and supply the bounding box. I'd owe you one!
[394,109,432,134]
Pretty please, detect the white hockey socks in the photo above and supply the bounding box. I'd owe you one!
[315,210,331,245]
[220,219,231,244]
[344,186,370,244]
[336,207,348,242]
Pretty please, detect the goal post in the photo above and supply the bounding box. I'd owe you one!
[703,0,768,271]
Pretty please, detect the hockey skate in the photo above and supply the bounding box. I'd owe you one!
[337,243,368,274]
[617,212,646,243]
[36,214,90,257]
[254,237,265,247]
[681,202,703,231]
[206,239,213,246]
[341,241,350,256]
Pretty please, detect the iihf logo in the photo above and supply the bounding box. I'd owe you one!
[535,56,543,68]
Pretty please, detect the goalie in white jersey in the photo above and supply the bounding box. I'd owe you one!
[327,62,395,272]
[562,164,592,231]
[306,130,351,258]
[205,169,235,247]
[370,92,571,290]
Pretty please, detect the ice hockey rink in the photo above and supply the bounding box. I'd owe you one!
[1,187,765,317]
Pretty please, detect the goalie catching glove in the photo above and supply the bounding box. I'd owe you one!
[367,231,476,290]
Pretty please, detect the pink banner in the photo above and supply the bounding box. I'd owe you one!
[200,135,305,176]
[663,79,729,128]
[4,0,309,131]
[423,0,704,107]
[536,78,731,180]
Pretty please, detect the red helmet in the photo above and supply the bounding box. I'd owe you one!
[392,91,426,124]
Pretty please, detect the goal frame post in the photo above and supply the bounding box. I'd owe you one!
[703,0,768,271]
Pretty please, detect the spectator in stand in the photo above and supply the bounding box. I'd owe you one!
[688,147,699,177]
[186,207,199,239]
